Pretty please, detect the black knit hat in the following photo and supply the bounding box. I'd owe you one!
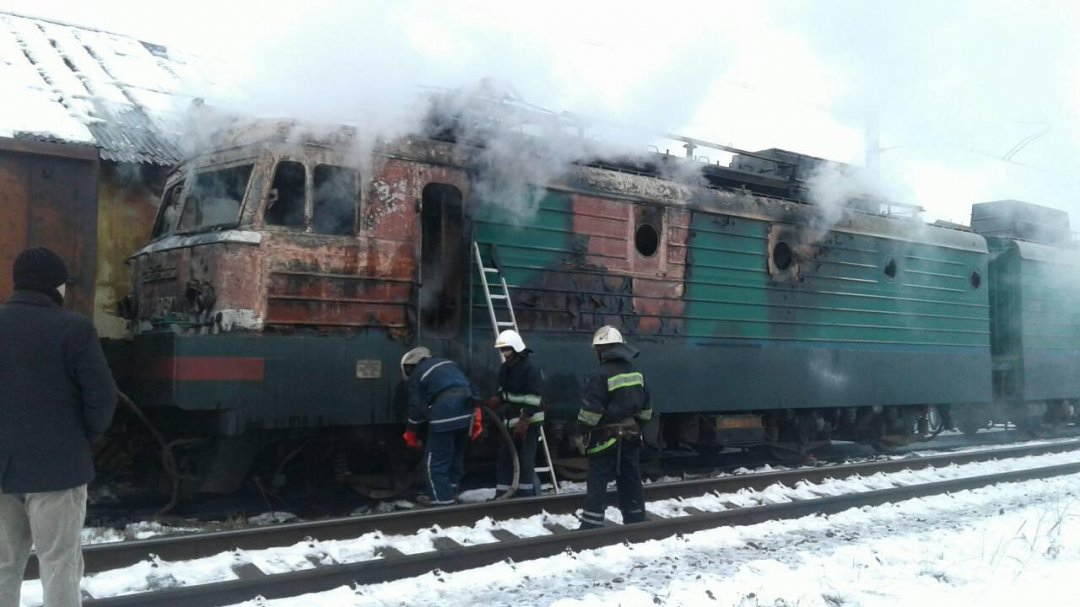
[13,247,69,304]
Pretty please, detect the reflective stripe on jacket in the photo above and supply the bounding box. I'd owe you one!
[497,352,545,425]
[576,343,652,455]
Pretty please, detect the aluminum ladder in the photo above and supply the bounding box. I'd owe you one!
[472,241,560,494]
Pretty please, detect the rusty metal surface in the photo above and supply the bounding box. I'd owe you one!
[129,147,477,335]
[0,147,98,315]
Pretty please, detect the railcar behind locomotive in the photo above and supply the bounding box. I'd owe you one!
[105,112,1077,496]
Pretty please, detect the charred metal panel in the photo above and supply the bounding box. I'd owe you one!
[265,260,412,330]
[573,194,631,268]
[133,242,261,330]
[0,147,97,315]
[469,190,688,338]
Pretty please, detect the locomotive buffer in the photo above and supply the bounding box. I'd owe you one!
[472,241,561,494]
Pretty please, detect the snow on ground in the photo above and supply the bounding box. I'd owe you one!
[81,521,205,545]
[14,447,1080,605]
[239,469,1080,607]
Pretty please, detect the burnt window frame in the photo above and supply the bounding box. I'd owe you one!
[174,160,257,235]
[419,182,466,338]
[261,158,361,237]
[263,159,308,230]
[151,177,187,239]
[312,164,359,236]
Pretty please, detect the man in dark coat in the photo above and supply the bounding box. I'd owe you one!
[400,347,477,506]
[575,325,652,530]
[0,247,118,607]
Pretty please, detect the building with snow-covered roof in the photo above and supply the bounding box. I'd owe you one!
[0,10,206,336]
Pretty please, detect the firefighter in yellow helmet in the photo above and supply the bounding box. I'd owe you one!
[490,329,545,496]
[574,325,652,529]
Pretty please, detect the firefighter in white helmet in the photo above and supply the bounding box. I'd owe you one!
[574,325,652,529]
[400,346,479,506]
[487,329,546,496]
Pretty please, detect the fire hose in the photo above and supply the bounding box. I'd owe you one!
[482,404,519,500]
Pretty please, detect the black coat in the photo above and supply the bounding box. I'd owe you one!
[0,290,118,492]
[576,343,652,432]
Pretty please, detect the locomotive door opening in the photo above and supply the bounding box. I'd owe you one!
[420,183,467,338]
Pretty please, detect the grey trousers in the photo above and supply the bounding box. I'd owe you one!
[0,485,87,607]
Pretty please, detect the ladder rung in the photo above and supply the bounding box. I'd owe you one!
[496,321,516,327]
[490,294,508,300]
[482,268,499,273]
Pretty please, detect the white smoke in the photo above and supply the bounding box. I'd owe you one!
[28,0,1078,225]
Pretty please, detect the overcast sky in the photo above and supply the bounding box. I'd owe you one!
[4,0,1079,225]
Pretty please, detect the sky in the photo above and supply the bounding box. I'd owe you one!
[3,0,1080,225]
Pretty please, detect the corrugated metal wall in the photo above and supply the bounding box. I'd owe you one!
[683,214,990,347]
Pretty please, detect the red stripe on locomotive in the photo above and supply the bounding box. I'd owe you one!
[149,357,265,381]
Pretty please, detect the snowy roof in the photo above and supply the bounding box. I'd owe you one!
[0,11,201,165]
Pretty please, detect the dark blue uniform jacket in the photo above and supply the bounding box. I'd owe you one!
[406,357,477,433]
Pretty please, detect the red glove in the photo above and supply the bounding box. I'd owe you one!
[402,430,422,449]
[470,408,484,441]
[514,417,529,441]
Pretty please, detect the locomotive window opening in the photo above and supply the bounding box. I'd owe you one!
[421,183,466,337]
[773,241,793,271]
[177,164,254,234]
[884,258,897,279]
[635,223,659,257]
[152,179,186,238]
[971,270,982,289]
[265,161,306,228]
[313,165,358,236]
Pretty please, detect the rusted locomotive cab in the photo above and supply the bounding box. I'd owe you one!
[123,138,474,450]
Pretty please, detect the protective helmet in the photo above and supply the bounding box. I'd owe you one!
[400,346,431,379]
[592,325,625,346]
[493,329,527,353]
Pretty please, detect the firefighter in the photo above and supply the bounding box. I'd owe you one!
[400,347,478,506]
[574,325,652,529]
[491,329,545,497]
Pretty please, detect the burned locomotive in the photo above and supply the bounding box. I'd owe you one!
[107,109,1078,497]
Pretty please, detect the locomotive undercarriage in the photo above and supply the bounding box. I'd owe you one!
[94,398,1080,512]
[659,405,964,460]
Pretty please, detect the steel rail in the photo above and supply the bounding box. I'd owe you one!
[82,459,1080,606]
[33,439,1080,581]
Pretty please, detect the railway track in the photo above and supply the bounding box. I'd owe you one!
[69,440,1080,607]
